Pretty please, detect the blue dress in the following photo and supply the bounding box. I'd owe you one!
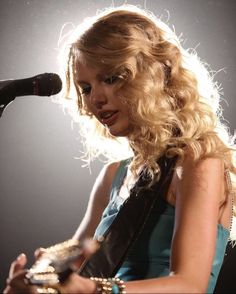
[94,159,229,293]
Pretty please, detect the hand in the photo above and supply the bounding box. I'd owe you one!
[51,239,99,294]
[3,253,37,294]
[4,239,99,294]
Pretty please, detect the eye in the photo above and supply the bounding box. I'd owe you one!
[104,75,120,85]
[80,85,91,95]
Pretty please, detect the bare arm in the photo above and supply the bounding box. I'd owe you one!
[72,161,120,241]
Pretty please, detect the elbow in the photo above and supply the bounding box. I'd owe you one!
[170,272,208,293]
[181,280,207,294]
[188,284,207,294]
[185,276,209,293]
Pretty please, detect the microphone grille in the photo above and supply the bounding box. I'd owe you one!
[35,73,62,96]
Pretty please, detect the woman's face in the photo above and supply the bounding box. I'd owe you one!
[75,60,132,137]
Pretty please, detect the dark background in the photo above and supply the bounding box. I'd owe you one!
[0,0,235,291]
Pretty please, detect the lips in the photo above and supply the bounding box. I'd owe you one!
[99,110,119,126]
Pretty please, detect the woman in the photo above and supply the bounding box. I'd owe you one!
[5,5,236,294]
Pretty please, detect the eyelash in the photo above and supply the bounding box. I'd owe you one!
[104,75,120,84]
[80,75,121,95]
[81,86,91,95]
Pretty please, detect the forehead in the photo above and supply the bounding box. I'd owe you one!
[75,59,104,82]
[76,60,97,76]
[75,52,114,82]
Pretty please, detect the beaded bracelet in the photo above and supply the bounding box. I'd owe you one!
[108,278,126,294]
[90,277,126,294]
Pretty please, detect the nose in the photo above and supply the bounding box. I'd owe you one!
[90,85,107,109]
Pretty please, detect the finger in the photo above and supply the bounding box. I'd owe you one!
[9,254,27,279]
[3,285,14,294]
[3,284,18,294]
[9,281,37,294]
[82,238,100,257]
[34,247,46,260]
[71,239,100,270]
[5,271,30,294]
[8,271,37,294]
[6,270,26,286]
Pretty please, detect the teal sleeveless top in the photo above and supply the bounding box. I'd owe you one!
[94,159,229,293]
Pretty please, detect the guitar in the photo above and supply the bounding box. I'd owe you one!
[26,239,85,286]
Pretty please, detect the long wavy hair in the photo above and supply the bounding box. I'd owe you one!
[60,5,235,203]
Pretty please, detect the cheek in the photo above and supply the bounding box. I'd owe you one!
[119,100,130,117]
[82,96,93,113]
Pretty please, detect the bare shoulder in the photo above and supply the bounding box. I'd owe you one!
[91,161,121,205]
[94,161,121,192]
[182,155,224,176]
[101,161,121,184]
[177,156,225,195]
[167,156,225,206]
[174,155,230,226]
[175,155,225,196]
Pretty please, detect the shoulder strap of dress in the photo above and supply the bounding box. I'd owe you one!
[109,158,131,201]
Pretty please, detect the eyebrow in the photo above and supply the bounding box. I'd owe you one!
[77,72,108,85]
[77,80,90,85]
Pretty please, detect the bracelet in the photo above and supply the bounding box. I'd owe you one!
[90,277,126,294]
[109,278,126,294]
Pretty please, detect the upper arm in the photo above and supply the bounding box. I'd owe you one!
[73,161,120,241]
[170,156,225,291]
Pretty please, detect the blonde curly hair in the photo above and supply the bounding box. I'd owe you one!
[61,5,235,195]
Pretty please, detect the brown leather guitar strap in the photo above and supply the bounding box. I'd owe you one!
[79,155,176,278]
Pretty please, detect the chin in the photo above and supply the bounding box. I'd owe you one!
[107,125,131,137]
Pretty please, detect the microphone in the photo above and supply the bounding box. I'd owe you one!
[0,73,62,116]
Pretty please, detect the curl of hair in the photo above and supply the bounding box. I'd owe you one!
[59,5,236,217]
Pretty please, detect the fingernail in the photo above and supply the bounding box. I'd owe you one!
[16,253,25,261]
[84,239,100,252]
